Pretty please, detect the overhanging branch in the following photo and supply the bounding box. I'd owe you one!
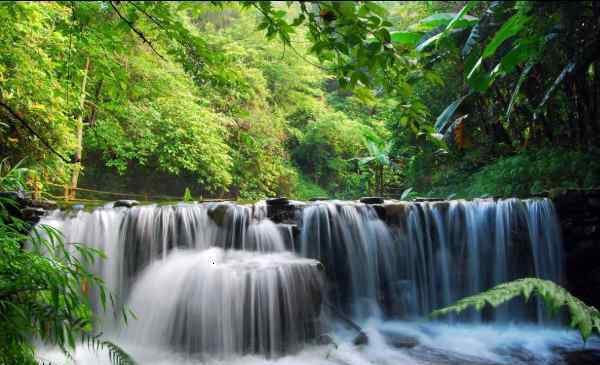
[0,100,75,164]
[108,1,167,61]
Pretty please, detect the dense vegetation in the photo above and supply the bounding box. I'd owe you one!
[0,162,134,365]
[2,2,600,362]
[2,1,599,202]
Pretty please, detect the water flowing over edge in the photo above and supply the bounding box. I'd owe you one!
[35,198,600,364]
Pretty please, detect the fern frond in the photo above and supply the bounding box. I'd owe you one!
[430,278,600,341]
[82,335,136,365]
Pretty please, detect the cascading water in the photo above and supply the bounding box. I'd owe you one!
[299,198,564,323]
[37,198,598,365]
[123,248,322,357]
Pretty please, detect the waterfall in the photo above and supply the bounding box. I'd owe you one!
[123,248,322,358]
[299,198,564,323]
[37,197,566,361]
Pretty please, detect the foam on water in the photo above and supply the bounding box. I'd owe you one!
[34,199,599,364]
[38,321,598,365]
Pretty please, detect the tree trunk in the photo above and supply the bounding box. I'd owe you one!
[377,165,384,196]
[69,57,90,200]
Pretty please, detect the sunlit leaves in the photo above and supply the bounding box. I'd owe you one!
[413,12,478,31]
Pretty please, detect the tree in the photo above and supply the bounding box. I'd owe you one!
[358,139,393,196]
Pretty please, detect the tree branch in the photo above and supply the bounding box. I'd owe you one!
[0,100,75,164]
[108,1,166,61]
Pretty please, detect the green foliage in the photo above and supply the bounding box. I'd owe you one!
[0,167,134,364]
[292,111,367,194]
[183,187,193,202]
[292,175,329,201]
[0,158,30,192]
[431,278,600,341]
[423,148,600,199]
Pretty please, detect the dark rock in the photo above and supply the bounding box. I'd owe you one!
[267,201,301,224]
[563,349,600,364]
[352,331,369,346]
[383,203,409,226]
[114,200,140,208]
[372,204,386,220]
[22,207,46,223]
[316,334,335,346]
[415,197,443,202]
[309,197,330,201]
[207,204,230,226]
[382,331,419,348]
[493,345,536,363]
[406,345,501,365]
[360,197,384,204]
[28,199,58,210]
[0,191,27,205]
[590,197,600,208]
[553,188,600,308]
[266,197,289,206]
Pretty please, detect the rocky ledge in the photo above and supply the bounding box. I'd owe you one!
[0,191,57,226]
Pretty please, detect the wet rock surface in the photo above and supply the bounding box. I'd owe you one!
[0,191,57,225]
[266,197,289,206]
[207,203,230,226]
[266,198,303,224]
[359,196,384,204]
[114,199,140,208]
[548,188,600,307]
[382,331,419,349]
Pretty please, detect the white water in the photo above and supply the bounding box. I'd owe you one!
[36,198,599,364]
[38,321,597,365]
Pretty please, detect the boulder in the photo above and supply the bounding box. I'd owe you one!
[114,200,140,208]
[352,331,369,346]
[382,331,419,349]
[207,204,230,226]
[22,207,46,223]
[266,197,290,206]
[360,197,384,204]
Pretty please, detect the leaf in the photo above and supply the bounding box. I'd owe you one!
[506,63,534,122]
[444,2,479,33]
[400,187,413,200]
[482,13,530,59]
[416,32,444,52]
[430,278,600,342]
[537,62,575,111]
[465,57,492,92]
[365,2,386,17]
[390,31,422,46]
[462,23,481,57]
[435,94,470,133]
[336,2,356,18]
[496,40,538,75]
[415,12,478,31]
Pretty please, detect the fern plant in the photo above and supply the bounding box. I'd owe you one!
[431,278,600,341]
[0,162,136,365]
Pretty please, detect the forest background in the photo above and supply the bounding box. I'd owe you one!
[2,1,599,203]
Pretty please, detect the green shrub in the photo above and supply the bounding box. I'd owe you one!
[423,148,600,198]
